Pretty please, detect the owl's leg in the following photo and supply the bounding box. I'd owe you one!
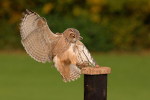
[55,59,71,82]
[53,56,69,81]
[61,60,71,82]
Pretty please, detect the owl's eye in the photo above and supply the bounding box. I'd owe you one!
[70,33,75,38]
[72,35,75,38]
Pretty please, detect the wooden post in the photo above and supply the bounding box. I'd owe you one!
[81,66,111,100]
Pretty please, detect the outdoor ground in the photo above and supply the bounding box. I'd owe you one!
[0,52,150,100]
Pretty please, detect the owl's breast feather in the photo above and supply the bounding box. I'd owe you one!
[66,43,77,64]
[53,43,77,66]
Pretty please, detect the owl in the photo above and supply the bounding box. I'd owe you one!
[20,9,96,82]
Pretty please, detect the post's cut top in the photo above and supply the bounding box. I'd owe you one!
[81,65,111,75]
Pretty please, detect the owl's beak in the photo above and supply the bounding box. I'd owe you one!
[79,36,83,40]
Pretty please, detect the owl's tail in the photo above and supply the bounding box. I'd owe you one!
[63,64,81,82]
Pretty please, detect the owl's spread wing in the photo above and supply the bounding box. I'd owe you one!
[20,9,58,63]
[75,41,96,67]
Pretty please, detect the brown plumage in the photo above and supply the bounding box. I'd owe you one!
[20,9,96,82]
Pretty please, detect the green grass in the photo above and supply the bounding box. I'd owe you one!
[0,53,150,100]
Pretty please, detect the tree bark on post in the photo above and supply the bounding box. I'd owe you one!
[81,66,111,100]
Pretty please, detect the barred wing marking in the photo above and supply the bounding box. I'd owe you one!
[75,41,96,67]
[20,10,57,63]
[21,27,51,63]
[67,64,81,82]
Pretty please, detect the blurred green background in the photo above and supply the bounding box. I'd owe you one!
[0,0,150,100]
[0,53,150,100]
[0,0,150,51]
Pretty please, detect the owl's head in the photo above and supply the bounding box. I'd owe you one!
[63,28,83,43]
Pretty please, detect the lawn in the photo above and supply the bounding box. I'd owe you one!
[0,53,150,100]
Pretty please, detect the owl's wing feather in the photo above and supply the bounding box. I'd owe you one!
[63,64,81,82]
[20,9,57,63]
[75,41,96,67]
[70,64,81,79]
